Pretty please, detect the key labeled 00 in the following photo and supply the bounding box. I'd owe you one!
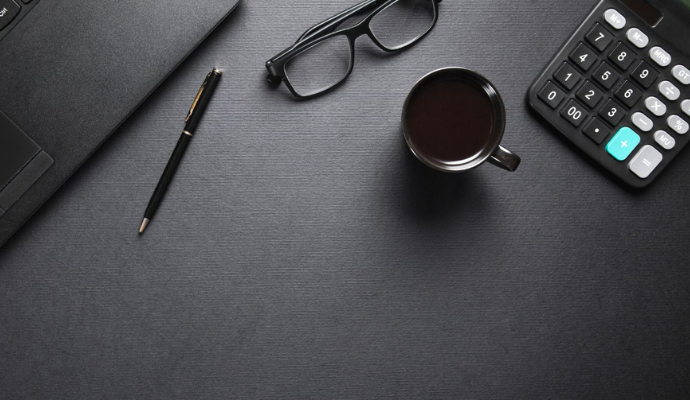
[561,100,589,127]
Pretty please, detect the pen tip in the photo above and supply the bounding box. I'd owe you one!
[139,218,150,234]
[213,68,222,75]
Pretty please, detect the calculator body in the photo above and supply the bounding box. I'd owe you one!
[528,0,690,188]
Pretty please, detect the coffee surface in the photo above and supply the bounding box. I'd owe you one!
[406,77,495,164]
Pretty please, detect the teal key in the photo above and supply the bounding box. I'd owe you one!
[606,127,641,161]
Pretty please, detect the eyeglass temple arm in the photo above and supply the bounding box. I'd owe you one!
[296,0,443,43]
[296,0,383,43]
[267,0,443,84]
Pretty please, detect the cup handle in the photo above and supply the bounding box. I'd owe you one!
[488,145,521,172]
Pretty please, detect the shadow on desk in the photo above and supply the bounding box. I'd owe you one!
[391,136,490,225]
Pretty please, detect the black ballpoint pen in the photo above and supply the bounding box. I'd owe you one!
[139,69,222,234]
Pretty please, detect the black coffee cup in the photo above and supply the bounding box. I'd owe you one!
[402,68,521,172]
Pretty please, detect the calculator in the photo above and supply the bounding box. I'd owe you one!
[528,0,690,188]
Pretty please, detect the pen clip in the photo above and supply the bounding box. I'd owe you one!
[186,71,212,122]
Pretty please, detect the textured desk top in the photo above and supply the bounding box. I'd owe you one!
[1,0,689,398]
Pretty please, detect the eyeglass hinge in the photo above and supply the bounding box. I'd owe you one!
[267,74,282,86]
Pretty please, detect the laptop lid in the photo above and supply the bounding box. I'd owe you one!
[0,0,241,247]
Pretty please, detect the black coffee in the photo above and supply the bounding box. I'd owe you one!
[405,77,495,163]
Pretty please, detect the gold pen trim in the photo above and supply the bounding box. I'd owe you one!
[185,69,221,122]
[186,85,206,122]
[186,72,210,122]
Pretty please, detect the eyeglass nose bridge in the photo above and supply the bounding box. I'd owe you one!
[341,11,388,50]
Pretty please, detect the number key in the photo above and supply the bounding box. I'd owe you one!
[585,23,614,52]
[569,43,597,71]
[631,61,659,88]
[614,80,643,107]
[553,63,582,90]
[561,100,589,127]
[537,81,566,109]
[608,42,637,70]
[599,99,626,126]
[593,62,620,89]
[576,80,604,108]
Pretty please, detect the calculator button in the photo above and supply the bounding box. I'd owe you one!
[582,117,610,144]
[608,42,637,70]
[654,130,676,150]
[659,81,680,101]
[682,99,690,117]
[599,99,626,126]
[569,43,597,71]
[632,112,653,132]
[537,81,566,109]
[649,46,672,67]
[626,28,649,49]
[586,23,614,52]
[576,81,605,108]
[0,0,20,31]
[672,65,690,86]
[668,115,689,134]
[628,145,662,179]
[593,62,620,89]
[607,127,640,161]
[645,96,667,116]
[614,80,642,107]
[561,100,589,127]
[604,9,626,30]
[631,61,659,88]
[553,63,582,90]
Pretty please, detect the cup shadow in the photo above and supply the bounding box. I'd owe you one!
[394,137,489,223]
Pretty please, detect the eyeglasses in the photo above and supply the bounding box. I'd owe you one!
[266,0,441,99]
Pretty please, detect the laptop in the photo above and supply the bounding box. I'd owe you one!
[0,0,241,247]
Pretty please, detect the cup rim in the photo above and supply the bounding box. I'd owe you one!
[402,67,507,173]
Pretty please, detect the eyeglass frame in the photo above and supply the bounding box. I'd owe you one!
[265,0,442,99]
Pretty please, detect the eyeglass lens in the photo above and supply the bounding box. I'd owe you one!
[369,0,436,50]
[285,35,353,97]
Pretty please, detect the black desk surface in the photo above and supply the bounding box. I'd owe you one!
[1,0,689,398]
